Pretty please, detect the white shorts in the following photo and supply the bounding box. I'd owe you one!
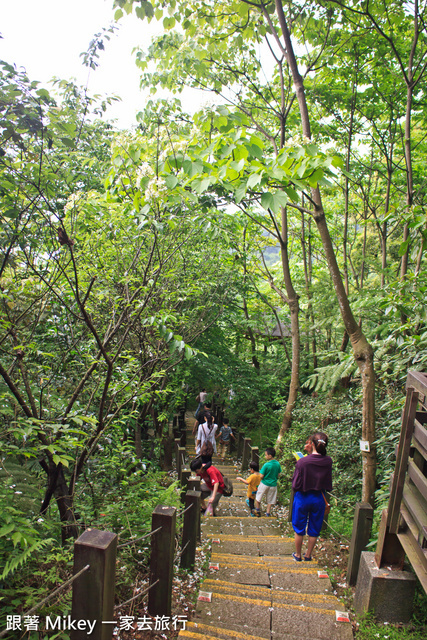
[256,482,277,505]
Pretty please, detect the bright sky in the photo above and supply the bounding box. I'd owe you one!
[0,0,205,127]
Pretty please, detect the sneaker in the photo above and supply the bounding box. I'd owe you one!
[245,499,251,508]
[251,508,261,517]
[292,553,302,562]
[303,555,312,562]
[265,513,271,517]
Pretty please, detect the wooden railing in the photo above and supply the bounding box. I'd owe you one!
[69,484,201,639]
[375,370,427,593]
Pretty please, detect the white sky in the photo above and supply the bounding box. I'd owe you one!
[0,0,207,128]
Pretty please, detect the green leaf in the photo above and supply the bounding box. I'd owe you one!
[308,169,324,188]
[60,138,75,148]
[229,159,245,173]
[271,190,289,209]
[11,531,22,547]
[0,524,15,537]
[165,175,178,189]
[193,177,212,194]
[184,345,193,360]
[163,16,176,29]
[261,192,273,209]
[282,185,299,202]
[306,143,318,156]
[3,208,20,219]
[234,183,247,203]
[249,144,263,160]
[247,173,262,189]
[398,239,410,257]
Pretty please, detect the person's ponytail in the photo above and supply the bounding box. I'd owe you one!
[312,431,328,456]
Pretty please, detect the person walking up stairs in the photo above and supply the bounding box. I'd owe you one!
[181,412,352,639]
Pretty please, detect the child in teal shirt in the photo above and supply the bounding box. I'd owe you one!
[253,447,281,517]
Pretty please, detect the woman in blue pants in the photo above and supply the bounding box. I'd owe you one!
[291,432,332,561]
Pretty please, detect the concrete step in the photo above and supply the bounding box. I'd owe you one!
[180,443,353,640]
[205,553,333,594]
[202,519,284,536]
[203,534,294,557]
[202,578,339,610]
[179,621,270,639]
[191,588,352,640]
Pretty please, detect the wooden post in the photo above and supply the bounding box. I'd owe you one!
[242,437,251,471]
[177,446,186,479]
[229,429,237,453]
[375,508,405,569]
[180,490,201,571]
[175,437,181,460]
[71,529,117,640]
[347,502,374,585]
[148,506,176,617]
[180,469,191,503]
[188,478,201,492]
[251,446,259,466]
[387,387,418,533]
[188,477,201,541]
[237,432,244,458]
[178,412,186,446]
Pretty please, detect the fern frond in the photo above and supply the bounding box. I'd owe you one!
[1,537,54,580]
[303,355,357,392]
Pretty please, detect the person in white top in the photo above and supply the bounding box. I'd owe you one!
[197,413,218,462]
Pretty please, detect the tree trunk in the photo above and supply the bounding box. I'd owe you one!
[343,70,357,296]
[301,211,317,370]
[276,206,300,445]
[161,435,173,470]
[307,217,318,369]
[400,82,414,290]
[380,162,393,288]
[243,298,260,370]
[275,0,376,504]
[40,461,79,543]
[242,228,260,370]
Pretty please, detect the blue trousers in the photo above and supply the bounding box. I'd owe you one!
[292,490,325,537]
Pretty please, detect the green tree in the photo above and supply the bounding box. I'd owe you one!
[116,0,379,503]
[0,68,240,539]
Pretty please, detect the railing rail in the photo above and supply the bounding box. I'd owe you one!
[375,369,427,594]
[68,472,201,639]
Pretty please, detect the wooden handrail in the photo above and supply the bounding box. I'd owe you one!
[376,370,427,594]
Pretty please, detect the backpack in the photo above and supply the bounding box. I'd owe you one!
[221,474,233,497]
[200,426,214,457]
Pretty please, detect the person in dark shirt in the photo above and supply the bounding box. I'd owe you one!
[291,431,332,562]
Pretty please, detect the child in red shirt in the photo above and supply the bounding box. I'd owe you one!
[190,458,224,516]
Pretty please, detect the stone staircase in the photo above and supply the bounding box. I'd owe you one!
[180,417,353,640]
